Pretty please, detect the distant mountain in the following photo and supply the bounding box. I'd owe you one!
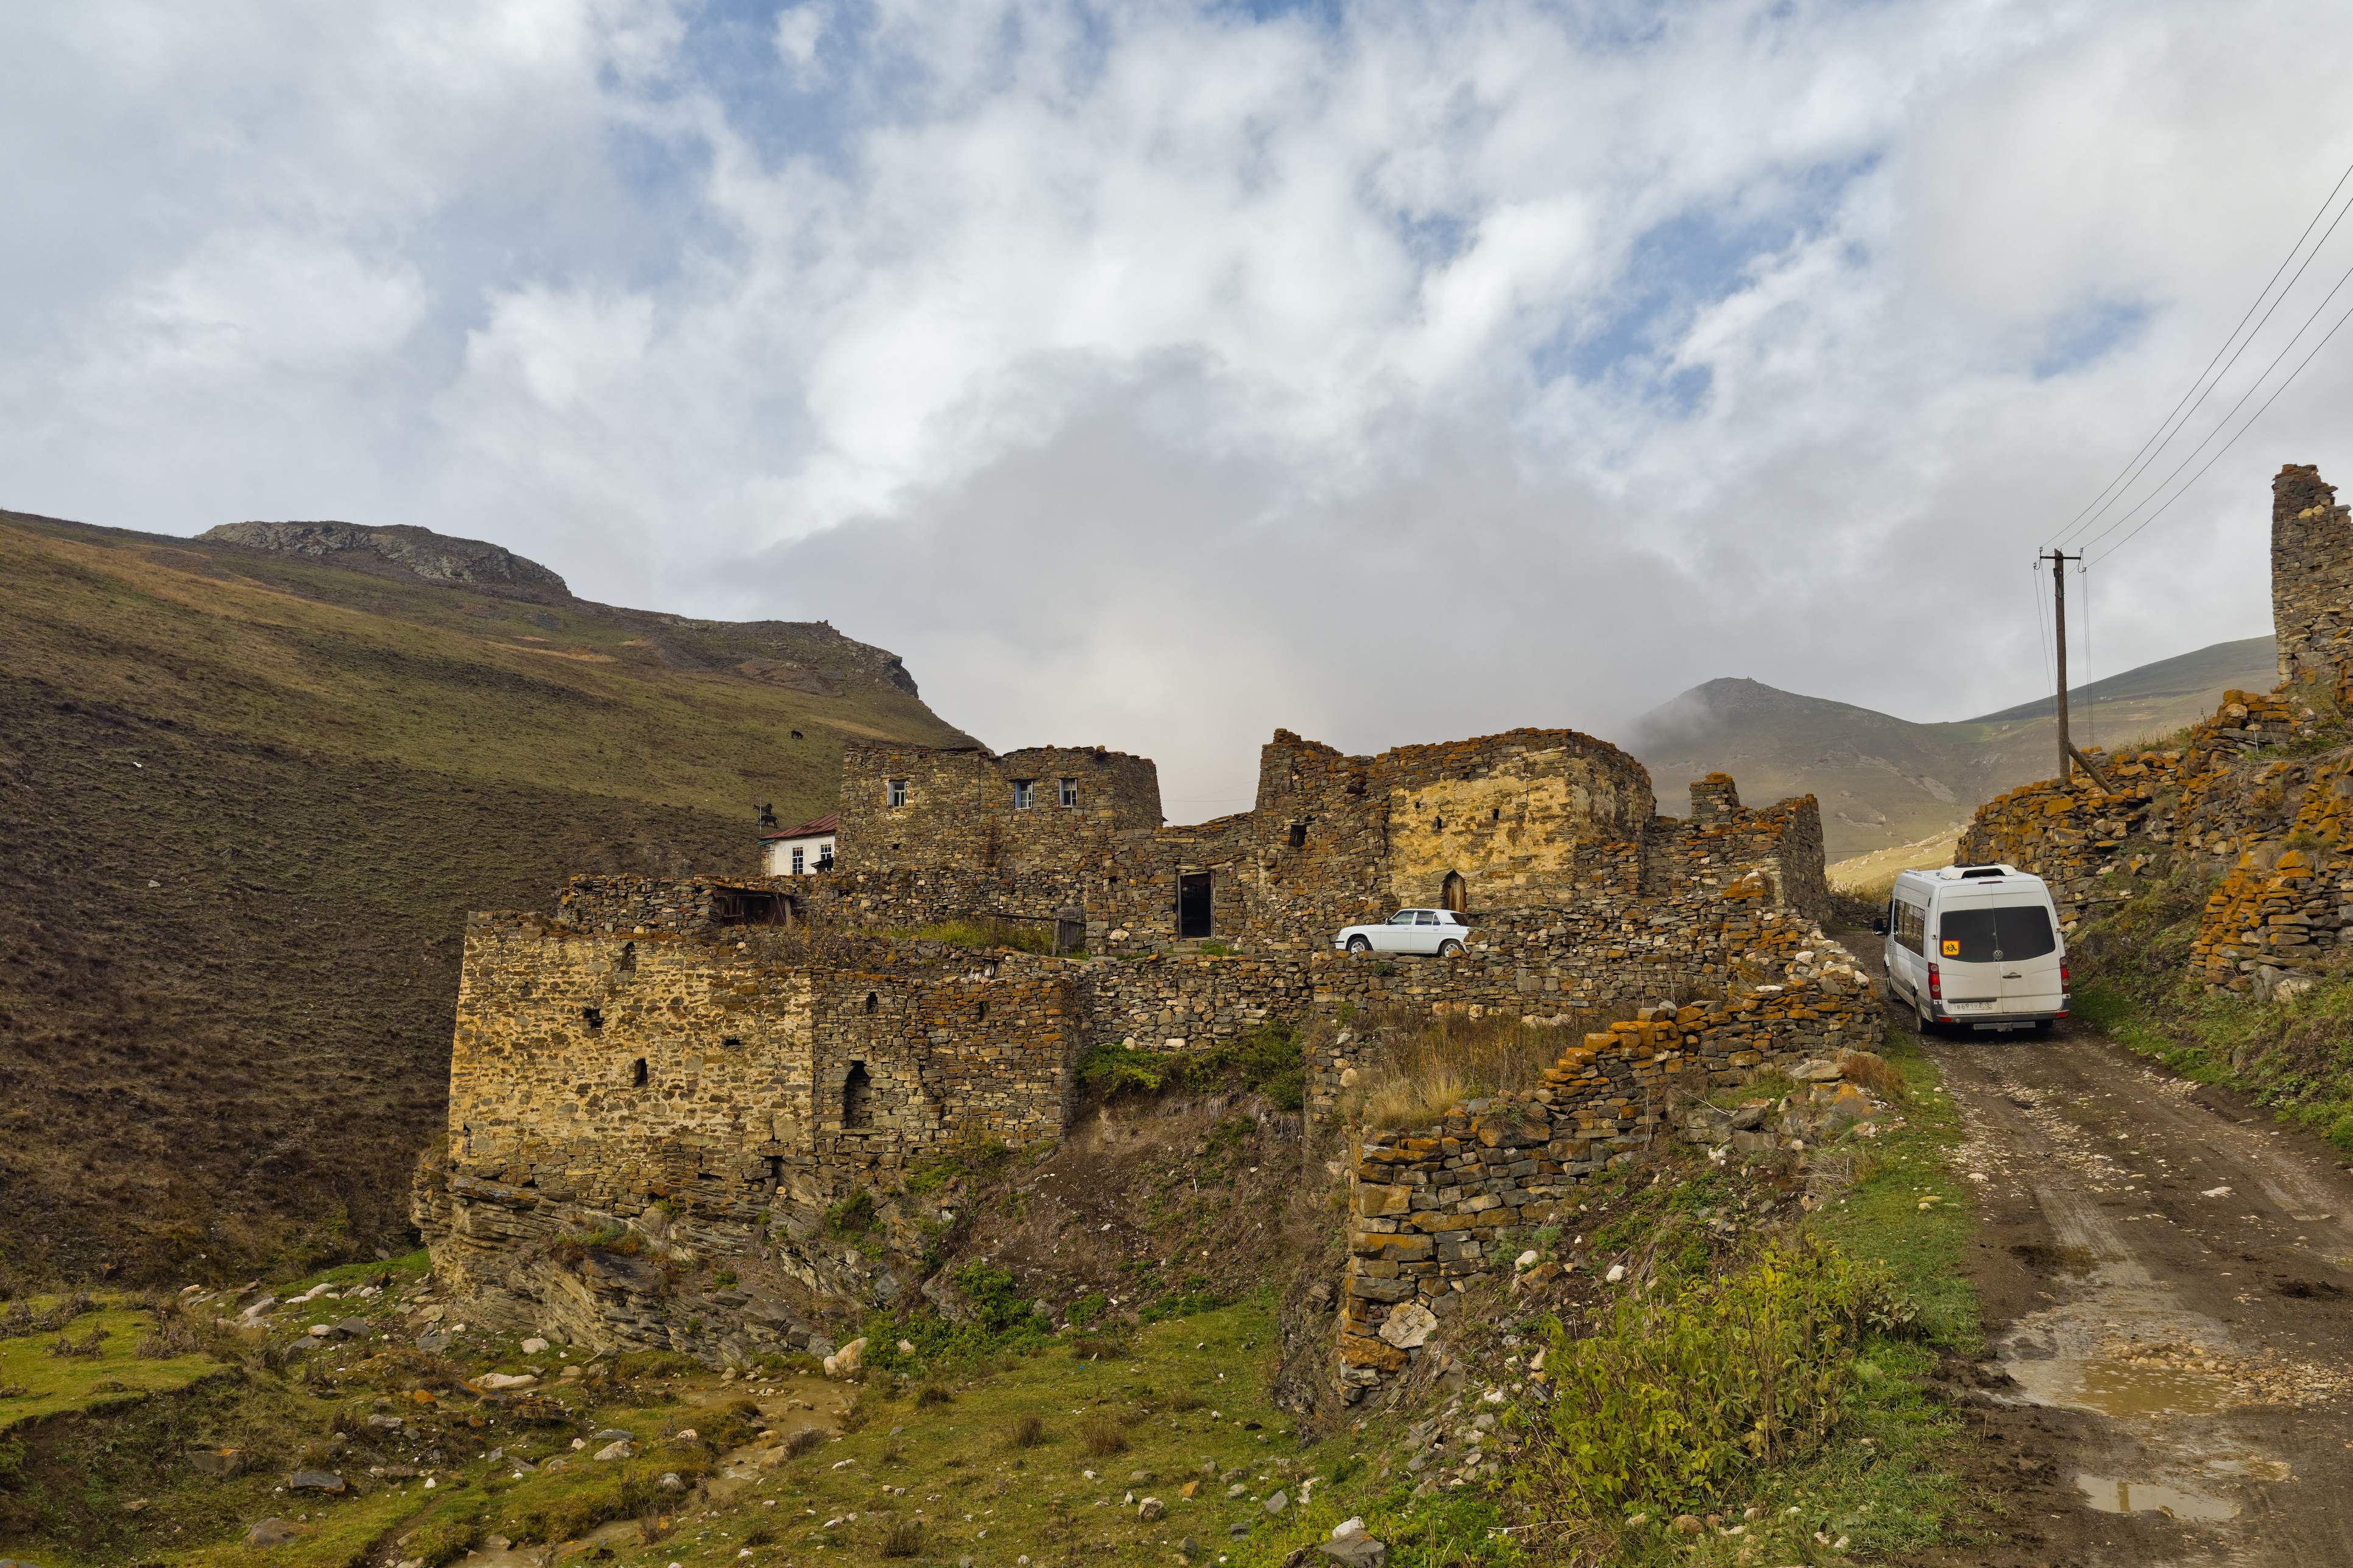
[1623,635,2277,860]
[0,507,975,1285]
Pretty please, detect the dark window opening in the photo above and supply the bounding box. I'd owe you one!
[1287,823,1306,849]
[1178,872,1213,938]
[863,991,879,1014]
[630,1057,647,1087]
[1936,904,2056,963]
[975,1000,989,1022]
[1492,808,1500,821]
[842,1062,873,1129]
[712,888,785,926]
[1442,871,1467,913]
[721,1036,742,1050]
[764,1155,783,1187]
[1433,818,1444,831]
[582,1005,604,1031]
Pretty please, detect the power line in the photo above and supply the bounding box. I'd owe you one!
[2047,159,2353,552]
[2080,245,2353,555]
[2090,287,2353,563]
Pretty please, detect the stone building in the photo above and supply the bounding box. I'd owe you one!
[418,722,1835,1352]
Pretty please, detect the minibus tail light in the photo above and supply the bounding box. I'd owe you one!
[1927,962,1942,1000]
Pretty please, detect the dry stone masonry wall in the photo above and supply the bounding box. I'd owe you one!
[1960,465,2353,1000]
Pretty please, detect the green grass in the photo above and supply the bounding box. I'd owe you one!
[0,1296,221,1433]
[2070,866,2353,1150]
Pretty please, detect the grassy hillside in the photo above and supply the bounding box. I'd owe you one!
[1624,636,2276,860]
[0,510,975,1288]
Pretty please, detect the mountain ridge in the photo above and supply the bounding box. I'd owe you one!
[1621,635,2277,859]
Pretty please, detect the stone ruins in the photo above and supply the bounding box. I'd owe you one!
[416,721,1868,1390]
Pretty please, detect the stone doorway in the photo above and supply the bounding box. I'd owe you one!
[842,1062,872,1128]
[1177,872,1213,938]
[1442,871,1466,913]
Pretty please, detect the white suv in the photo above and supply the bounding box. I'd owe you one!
[1336,909,1470,957]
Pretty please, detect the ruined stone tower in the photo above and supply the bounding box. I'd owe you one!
[2271,462,2353,688]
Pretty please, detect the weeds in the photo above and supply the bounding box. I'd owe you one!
[914,1382,953,1408]
[879,1518,926,1557]
[783,1426,827,1459]
[892,918,1055,955]
[1009,1413,1045,1448]
[1076,1019,1305,1110]
[1528,1237,1919,1516]
[1079,1418,1128,1458]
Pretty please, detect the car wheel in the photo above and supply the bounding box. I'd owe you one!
[1438,939,1462,957]
[1347,935,1371,954]
[1914,993,1936,1039]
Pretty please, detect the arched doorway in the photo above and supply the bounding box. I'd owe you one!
[1441,871,1466,913]
[842,1062,873,1128]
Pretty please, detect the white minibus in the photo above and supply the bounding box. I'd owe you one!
[1885,865,2069,1035]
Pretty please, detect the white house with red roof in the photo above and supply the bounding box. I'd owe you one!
[760,812,838,876]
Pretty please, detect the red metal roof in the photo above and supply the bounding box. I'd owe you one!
[759,812,839,842]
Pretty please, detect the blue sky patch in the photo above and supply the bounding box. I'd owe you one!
[2033,297,2150,378]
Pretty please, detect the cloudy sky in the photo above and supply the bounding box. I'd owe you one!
[9,0,2353,815]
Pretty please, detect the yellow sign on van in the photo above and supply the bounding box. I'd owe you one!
[1941,939,1960,957]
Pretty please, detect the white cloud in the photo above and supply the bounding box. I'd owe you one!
[3,0,2350,807]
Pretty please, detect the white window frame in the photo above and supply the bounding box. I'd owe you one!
[791,846,806,874]
[1059,777,1078,807]
[887,779,908,808]
[1014,779,1034,809]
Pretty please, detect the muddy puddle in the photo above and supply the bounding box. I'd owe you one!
[1998,1299,2251,1418]
[2075,1475,2241,1521]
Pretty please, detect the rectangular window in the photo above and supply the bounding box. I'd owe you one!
[1014,779,1034,809]
[887,778,908,807]
[1893,900,1925,954]
[1059,778,1078,807]
[1936,904,2056,963]
[816,843,834,871]
[791,846,805,874]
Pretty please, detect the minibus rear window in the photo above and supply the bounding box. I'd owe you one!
[1937,904,2056,962]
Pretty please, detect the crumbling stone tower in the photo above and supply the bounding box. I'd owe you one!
[2272,462,2353,690]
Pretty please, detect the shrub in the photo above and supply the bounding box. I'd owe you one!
[1528,1237,1919,1516]
[1164,1390,1205,1413]
[914,1382,953,1408]
[901,918,1054,954]
[1064,1293,1107,1327]
[825,1190,878,1239]
[1010,1413,1045,1449]
[879,1519,925,1558]
[782,1426,826,1458]
[1079,1418,1128,1458]
[1076,1019,1305,1109]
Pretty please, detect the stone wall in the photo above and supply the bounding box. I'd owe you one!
[1334,971,1877,1404]
[810,726,1822,957]
[1957,687,2353,996]
[2273,463,2353,691]
[1373,728,1656,913]
[834,740,1162,875]
[442,916,1085,1218]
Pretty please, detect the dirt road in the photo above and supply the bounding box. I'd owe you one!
[1832,929,2353,1566]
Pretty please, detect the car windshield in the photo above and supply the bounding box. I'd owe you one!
[1938,903,2056,963]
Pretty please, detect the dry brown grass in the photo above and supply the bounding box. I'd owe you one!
[1009,1413,1045,1449]
[1346,1007,1621,1131]
[1835,1049,1908,1102]
[1079,1417,1128,1458]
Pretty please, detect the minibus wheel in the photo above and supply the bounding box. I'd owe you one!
[1914,995,1936,1039]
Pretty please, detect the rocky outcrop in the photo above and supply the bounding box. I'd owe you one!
[200,520,573,600]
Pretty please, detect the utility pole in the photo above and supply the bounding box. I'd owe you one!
[2041,550,2112,794]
